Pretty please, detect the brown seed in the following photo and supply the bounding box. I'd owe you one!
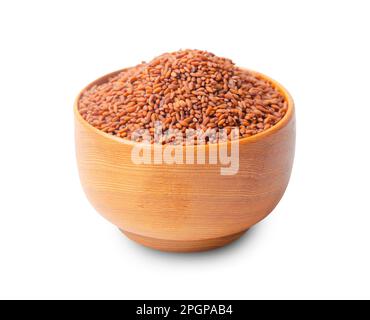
[153,87,162,94]
[126,106,137,113]
[145,112,152,124]
[202,117,210,126]
[217,104,227,109]
[216,109,227,113]
[255,105,269,113]
[179,100,187,108]
[205,106,213,116]
[186,99,192,108]
[164,117,172,125]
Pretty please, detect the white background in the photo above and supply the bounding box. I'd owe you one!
[0,0,369,300]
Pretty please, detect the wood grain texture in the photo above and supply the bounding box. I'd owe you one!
[121,229,248,252]
[74,69,295,252]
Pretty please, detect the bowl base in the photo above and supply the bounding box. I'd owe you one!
[120,229,248,253]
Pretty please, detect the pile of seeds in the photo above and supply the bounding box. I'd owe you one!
[78,49,287,143]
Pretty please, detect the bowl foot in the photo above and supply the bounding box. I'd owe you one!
[119,229,248,253]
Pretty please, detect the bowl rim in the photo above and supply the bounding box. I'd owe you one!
[74,68,295,148]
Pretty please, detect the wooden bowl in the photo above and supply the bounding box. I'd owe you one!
[74,69,295,252]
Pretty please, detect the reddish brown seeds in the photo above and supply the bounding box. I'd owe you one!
[78,49,287,143]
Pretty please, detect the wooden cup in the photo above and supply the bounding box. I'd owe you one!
[75,69,295,252]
